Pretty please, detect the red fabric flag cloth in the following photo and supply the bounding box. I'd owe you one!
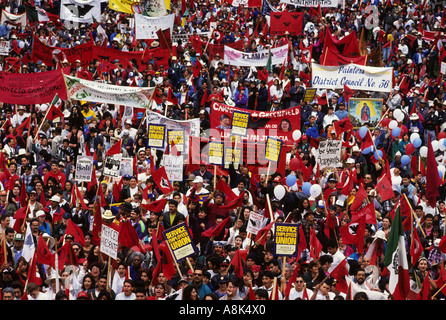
[284,263,301,298]
[151,166,174,194]
[218,190,245,210]
[65,219,86,247]
[426,135,441,207]
[152,241,176,282]
[192,58,202,78]
[333,117,353,136]
[351,202,377,225]
[270,12,303,36]
[439,235,446,253]
[410,226,423,263]
[339,216,366,254]
[350,184,367,212]
[215,177,237,202]
[106,139,122,157]
[27,253,43,286]
[46,104,64,122]
[329,259,349,294]
[254,220,275,246]
[309,227,323,259]
[230,249,247,279]
[156,28,172,50]
[376,173,395,202]
[141,198,167,213]
[201,216,231,238]
[56,241,78,269]
[91,197,103,246]
[36,234,54,266]
[119,220,145,253]
[343,83,354,102]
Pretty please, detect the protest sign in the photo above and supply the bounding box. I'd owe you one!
[303,88,317,103]
[208,141,224,166]
[60,0,102,23]
[223,142,243,169]
[210,102,300,143]
[167,129,185,153]
[247,211,265,235]
[163,223,198,261]
[231,110,250,136]
[75,156,93,183]
[0,70,68,105]
[148,124,166,149]
[0,41,9,56]
[1,10,27,26]
[265,137,283,163]
[119,157,134,177]
[134,13,175,39]
[311,63,393,92]
[273,223,299,257]
[104,154,122,178]
[64,75,154,108]
[100,224,119,260]
[162,154,183,181]
[224,44,288,67]
[317,140,342,169]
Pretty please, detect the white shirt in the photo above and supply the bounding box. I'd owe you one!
[288,287,313,300]
[115,292,136,300]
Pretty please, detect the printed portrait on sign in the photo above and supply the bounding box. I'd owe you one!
[348,98,383,129]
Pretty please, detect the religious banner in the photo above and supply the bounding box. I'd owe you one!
[270,12,303,36]
[273,223,299,257]
[64,75,154,108]
[348,98,383,129]
[0,70,68,105]
[279,0,340,6]
[60,0,101,23]
[311,63,393,93]
[317,140,342,169]
[224,44,288,67]
[0,10,27,26]
[163,223,198,262]
[210,102,300,143]
[134,13,175,39]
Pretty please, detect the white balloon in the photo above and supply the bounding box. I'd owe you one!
[410,133,420,143]
[420,146,428,157]
[439,165,446,175]
[440,139,446,151]
[18,40,25,48]
[393,109,403,118]
[292,130,302,141]
[273,185,286,200]
[388,120,398,129]
[396,113,405,122]
[432,140,439,152]
[309,184,322,198]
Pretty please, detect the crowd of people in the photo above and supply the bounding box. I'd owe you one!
[0,0,445,303]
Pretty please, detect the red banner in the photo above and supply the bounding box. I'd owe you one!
[0,70,68,105]
[210,102,300,144]
[92,45,145,69]
[270,12,303,36]
[207,39,244,60]
[320,47,368,66]
[31,37,94,67]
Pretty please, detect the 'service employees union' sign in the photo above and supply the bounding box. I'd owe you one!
[311,63,393,93]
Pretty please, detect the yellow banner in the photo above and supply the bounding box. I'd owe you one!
[109,0,139,14]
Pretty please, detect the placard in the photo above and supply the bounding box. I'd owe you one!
[75,155,93,182]
[231,110,250,136]
[265,137,283,163]
[147,124,166,149]
[303,88,317,103]
[100,224,119,260]
[223,142,243,169]
[163,223,198,261]
[273,223,298,257]
[247,211,265,235]
[162,154,183,181]
[0,41,9,56]
[119,157,133,177]
[167,129,184,153]
[103,154,122,178]
[317,140,342,169]
[208,141,224,166]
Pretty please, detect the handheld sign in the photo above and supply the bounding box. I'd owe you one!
[103,154,122,178]
[75,155,93,182]
[273,222,299,257]
[148,124,166,149]
[208,141,224,166]
[167,129,185,153]
[100,224,119,260]
[317,140,342,169]
[231,110,250,136]
[246,211,265,235]
[265,137,283,163]
[163,223,198,262]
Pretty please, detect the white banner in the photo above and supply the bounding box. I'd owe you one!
[145,111,200,155]
[104,154,122,178]
[279,0,340,6]
[311,63,393,93]
[60,0,102,23]
[100,224,119,260]
[64,75,154,108]
[1,10,27,26]
[75,155,93,182]
[247,211,266,235]
[0,41,9,56]
[224,44,289,67]
[134,13,175,39]
[162,155,183,182]
[317,140,342,169]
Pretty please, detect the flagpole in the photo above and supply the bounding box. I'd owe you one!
[138,84,158,132]
[403,193,426,238]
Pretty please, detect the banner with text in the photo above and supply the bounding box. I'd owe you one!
[317,140,342,169]
[75,156,93,182]
[134,13,175,39]
[0,70,68,105]
[311,63,393,93]
[273,223,298,257]
[224,44,289,67]
[163,223,198,261]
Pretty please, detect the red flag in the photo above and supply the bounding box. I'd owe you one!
[91,197,103,246]
[56,241,78,269]
[309,227,322,259]
[215,177,237,202]
[426,135,441,207]
[20,178,28,207]
[27,253,43,286]
[284,263,300,298]
[119,220,145,252]
[376,173,395,202]
[339,216,366,254]
[156,28,172,50]
[333,117,353,136]
[218,190,245,210]
[351,203,377,225]
[254,220,275,246]
[410,227,423,264]
[65,219,86,247]
[141,198,168,213]
[202,216,231,238]
[106,139,122,157]
[350,184,367,212]
[45,104,64,122]
[230,249,247,279]
[418,271,432,300]
[36,234,54,266]
[151,166,174,194]
[329,259,349,294]
[192,58,202,78]
[343,83,354,102]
